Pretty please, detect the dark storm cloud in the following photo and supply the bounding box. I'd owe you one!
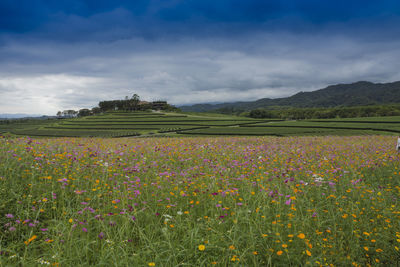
[0,1,400,114]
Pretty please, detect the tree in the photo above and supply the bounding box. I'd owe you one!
[91,107,101,114]
[78,109,91,117]
[130,94,140,111]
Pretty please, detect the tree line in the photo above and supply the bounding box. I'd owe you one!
[56,94,179,118]
[247,104,400,119]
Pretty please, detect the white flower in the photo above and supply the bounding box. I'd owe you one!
[37,259,50,265]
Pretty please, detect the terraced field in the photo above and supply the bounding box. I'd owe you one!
[0,112,270,137]
[1,112,400,137]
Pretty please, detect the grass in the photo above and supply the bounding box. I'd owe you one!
[0,135,399,266]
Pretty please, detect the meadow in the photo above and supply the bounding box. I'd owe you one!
[0,135,399,266]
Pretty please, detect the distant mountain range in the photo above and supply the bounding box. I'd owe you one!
[180,81,400,112]
[0,114,44,119]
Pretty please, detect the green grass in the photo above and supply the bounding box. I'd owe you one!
[2,112,400,137]
[178,126,385,136]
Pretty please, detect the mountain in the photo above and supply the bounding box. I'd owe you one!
[0,114,44,119]
[180,81,400,112]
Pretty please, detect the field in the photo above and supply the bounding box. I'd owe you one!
[2,112,400,137]
[0,135,399,266]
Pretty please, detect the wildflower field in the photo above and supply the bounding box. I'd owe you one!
[0,135,399,266]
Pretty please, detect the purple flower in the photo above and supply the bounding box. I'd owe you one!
[285,199,292,206]
[131,216,136,221]
[82,227,88,232]
[40,228,48,232]
[98,232,104,239]
[236,202,243,206]
[8,226,16,232]
[5,214,14,218]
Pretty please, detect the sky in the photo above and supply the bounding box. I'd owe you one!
[1,1,400,115]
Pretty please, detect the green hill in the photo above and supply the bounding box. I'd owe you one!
[180,81,400,112]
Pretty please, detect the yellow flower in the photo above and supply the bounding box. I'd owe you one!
[282,244,288,248]
[229,245,235,250]
[148,262,155,266]
[24,235,37,245]
[306,250,312,256]
[198,244,205,251]
[277,250,283,256]
[364,247,369,251]
[69,219,73,223]
[297,233,305,239]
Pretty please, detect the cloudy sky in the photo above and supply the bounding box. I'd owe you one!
[1,0,400,115]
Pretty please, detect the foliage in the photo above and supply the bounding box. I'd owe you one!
[248,104,400,119]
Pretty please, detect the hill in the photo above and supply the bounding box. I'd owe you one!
[180,81,400,112]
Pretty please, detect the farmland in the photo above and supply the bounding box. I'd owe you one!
[2,112,400,137]
[0,135,399,266]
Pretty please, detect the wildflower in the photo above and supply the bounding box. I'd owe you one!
[277,251,283,255]
[198,244,205,251]
[148,262,155,266]
[98,232,104,239]
[5,214,14,218]
[24,235,37,245]
[306,250,312,256]
[297,233,305,239]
